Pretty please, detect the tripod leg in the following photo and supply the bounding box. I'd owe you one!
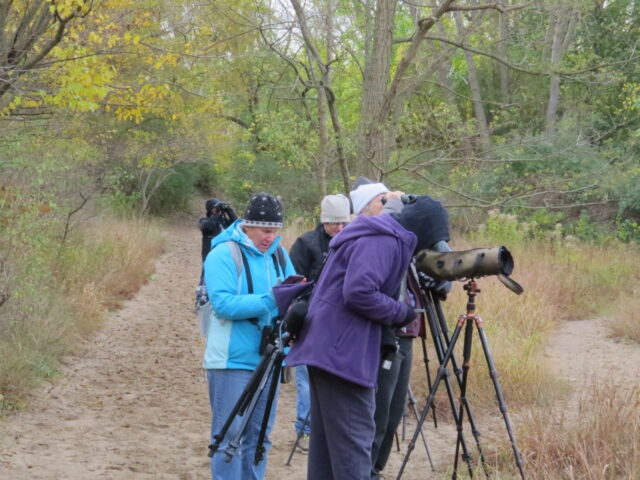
[452,316,475,479]
[224,349,280,462]
[401,403,407,441]
[396,320,464,480]
[423,297,474,471]
[209,345,274,456]
[285,411,310,466]
[476,322,526,480]
[432,297,488,475]
[407,385,435,471]
[254,349,286,465]
[420,337,438,428]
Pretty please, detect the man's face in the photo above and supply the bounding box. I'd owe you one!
[243,226,279,252]
[323,222,347,237]
[361,193,386,216]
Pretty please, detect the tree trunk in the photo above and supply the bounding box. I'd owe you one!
[315,0,334,197]
[290,0,350,193]
[544,6,578,139]
[454,11,491,150]
[359,0,397,180]
[497,0,510,99]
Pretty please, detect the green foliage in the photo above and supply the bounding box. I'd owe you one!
[478,210,528,246]
[528,209,566,233]
[569,210,609,243]
[147,163,198,214]
[616,217,640,244]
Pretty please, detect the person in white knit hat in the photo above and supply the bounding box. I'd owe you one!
[288,193,351,452]
[349,176,405,216]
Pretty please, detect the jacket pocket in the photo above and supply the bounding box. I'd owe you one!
[333,316,355,351]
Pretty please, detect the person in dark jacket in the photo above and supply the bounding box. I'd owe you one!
[370,197,451,479]
[286,201,438,480]
[288,194,351,452]
[199,197,237,263]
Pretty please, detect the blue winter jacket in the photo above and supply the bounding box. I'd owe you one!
[203,220,296,370]
[286,214,417,388]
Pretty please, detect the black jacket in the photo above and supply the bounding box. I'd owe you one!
[288,223,332,281]
[199,212,237,262]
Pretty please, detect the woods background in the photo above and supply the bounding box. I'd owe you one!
[1,0,639,408]
[2,3,640,477]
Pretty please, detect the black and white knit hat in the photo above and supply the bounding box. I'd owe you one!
[243,193,283,228]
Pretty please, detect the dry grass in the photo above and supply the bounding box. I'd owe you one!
[0,217,165,410]
[281,217,315,250]
[514,384,640,479]
[609,295,640,344]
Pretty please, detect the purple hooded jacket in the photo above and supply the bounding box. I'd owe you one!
[285,214,417,388]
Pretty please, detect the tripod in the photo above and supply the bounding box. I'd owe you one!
[401,384,435,471]
[285,411,310,465]
[397,279,526,480]
[208,324,287,466]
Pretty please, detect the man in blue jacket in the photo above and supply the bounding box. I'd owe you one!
[203,193,296,480]
[286,199,438,480]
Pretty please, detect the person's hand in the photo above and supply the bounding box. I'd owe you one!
[383,190,404,201]
[433,280,452,301]
[418,272,451,300]
[397,302,417,327]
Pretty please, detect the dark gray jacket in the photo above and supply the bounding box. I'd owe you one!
[288,223,332,281]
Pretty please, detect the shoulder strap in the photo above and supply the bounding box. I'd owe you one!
[241,249,254,294]
[225,241,243,293]
[226,241,259,325]
[271,246,286,278]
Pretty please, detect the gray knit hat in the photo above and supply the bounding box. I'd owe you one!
[243,193,283,228]
[320,194,351,223]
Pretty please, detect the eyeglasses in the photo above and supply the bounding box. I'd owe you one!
[325,222,347,227]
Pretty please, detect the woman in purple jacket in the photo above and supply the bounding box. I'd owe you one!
[286,209,423,480]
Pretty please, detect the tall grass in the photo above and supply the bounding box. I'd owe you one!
[609,295,640,343]
[515,384,640,479]
[0,217,164,411]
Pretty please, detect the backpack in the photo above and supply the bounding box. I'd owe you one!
[197,242,286,336]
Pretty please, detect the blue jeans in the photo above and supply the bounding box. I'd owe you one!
[295,365,311,435]
[207,369,279,480]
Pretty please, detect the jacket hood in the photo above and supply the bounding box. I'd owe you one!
[389,195,450,253]
[211,219,282,256]
[330,213,416,251]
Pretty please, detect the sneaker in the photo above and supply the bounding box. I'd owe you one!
[296,434,310,453]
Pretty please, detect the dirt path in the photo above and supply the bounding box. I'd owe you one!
[544,316,640,399]
[1,223,638,479]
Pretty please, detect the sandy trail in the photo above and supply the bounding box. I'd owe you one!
[1,222,638,479]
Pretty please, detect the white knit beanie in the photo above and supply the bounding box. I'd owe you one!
[320,194,351,223]
[349,183,389,214]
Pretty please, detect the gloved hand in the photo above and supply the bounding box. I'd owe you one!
[418,272,451,301]
[433,280,452,301]
[418,272,437,289]
[380,326,399,370]
[397,302,417,327]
